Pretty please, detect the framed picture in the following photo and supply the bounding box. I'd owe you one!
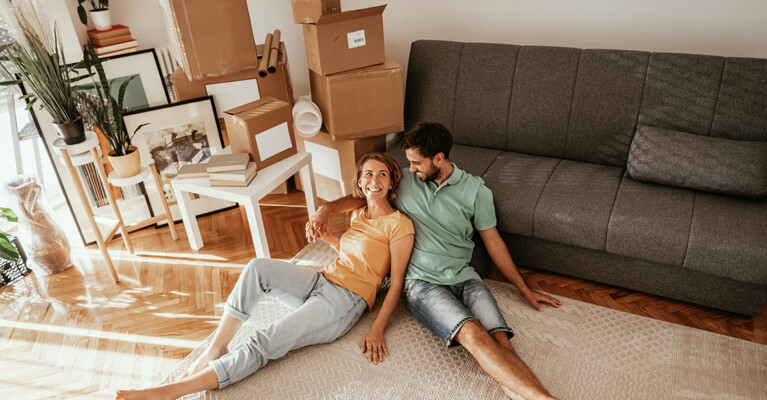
[122,96,233,223]
[204,78,260,118]
[25,49,170,245]
[74,48,171,112]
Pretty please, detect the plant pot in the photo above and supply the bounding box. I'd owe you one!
[108,146,141,177]
[89,9,112,31]
[54,116,86,145]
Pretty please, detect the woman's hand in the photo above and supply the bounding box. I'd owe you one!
[306,206,330,243]
[360,329,388,364]
[316,227,339,250]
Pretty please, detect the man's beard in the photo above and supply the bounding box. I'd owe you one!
[418,167,440,182]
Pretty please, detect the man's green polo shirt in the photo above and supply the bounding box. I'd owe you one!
[392,163,497,285]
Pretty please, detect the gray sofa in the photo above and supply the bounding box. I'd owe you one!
[386,40,767,316]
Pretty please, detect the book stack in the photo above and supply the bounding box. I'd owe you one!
[176,153,258,187]
[207,153,257,187]
[87,24,139,57]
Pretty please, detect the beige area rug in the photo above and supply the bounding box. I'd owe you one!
[161,241,767,399]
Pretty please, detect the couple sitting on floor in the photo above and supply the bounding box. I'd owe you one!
[117,122,561,400]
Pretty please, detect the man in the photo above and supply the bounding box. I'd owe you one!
[307,122,560,400]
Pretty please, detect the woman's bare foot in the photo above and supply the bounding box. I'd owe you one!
[182,346,228,378]
[115,387,170,400]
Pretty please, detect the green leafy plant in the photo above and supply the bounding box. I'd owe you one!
[76,43,147,156]
[0,1,87,124]
[76,0,110,26]
[0,207,19,262]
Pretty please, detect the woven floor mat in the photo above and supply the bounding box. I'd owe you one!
[161,241,767,399]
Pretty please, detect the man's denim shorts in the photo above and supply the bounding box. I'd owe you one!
[404,276,514,347]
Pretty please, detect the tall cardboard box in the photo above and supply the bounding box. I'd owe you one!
[159,0,258,81]
[171,43,294,112]
[224,97,297,171]
[295,129,386,201]
[291,0,341,24]
[310,56,404,140]
[302,5,385,76]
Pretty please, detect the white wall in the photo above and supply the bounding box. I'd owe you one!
[70,0,767,97]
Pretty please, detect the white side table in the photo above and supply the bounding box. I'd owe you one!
[171,151,317,258]
[108,164,179,240]
[52,131,132,283]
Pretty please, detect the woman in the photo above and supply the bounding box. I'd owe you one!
[116,153,414,400]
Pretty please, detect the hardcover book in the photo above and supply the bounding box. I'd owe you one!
[93,40,139,55]
[208,162,257,182]
[176,163,209,179]
[205,153,251,173]
[87,24,131,40]
[90,33,134,47]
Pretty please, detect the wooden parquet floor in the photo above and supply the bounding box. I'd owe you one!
[0,188,764,399]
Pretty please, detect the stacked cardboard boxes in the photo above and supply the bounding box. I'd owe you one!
[292,1,403,200]
[162,1,297,194]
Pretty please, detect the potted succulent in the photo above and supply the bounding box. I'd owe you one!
[77,0,112,31]
[77,43,147,177]
[0,0,88,145]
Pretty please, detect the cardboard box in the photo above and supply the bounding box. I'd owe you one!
[171,43,294,113]
[224,97,297,171]
[291,0,341,24]
[310,55,404,140]
[159,0,258,81]
[295,129,386,201]
[302,5,385,76]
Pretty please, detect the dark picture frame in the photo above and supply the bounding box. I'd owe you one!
[24,49,170,245]
[122,96,233,223]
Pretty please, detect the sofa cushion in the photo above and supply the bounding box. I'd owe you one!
[710,57,767,142]
[385,142,502,179]
[506,46,580,158]
[627,125,767,198]
[566,49,649,167]
[639,53,724,135]
[683,193,767,285]
[606,172,694,266]
[404,40,463,132]
[533,160,623,250]
[482,152,561,236]
[453,43,519,149]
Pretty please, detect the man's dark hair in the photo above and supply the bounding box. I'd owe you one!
[400,122,453,159]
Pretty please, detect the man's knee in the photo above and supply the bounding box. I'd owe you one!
[491,331,513,351]
[454,320,494,349]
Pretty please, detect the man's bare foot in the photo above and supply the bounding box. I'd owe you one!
[182,346,228,378]
[115,387,170,400]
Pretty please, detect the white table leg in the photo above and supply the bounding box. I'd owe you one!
[244,197,270,259]
[174,186,203,250]
[299,161,317,216]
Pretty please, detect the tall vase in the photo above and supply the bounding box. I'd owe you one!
[54,116,86,145]
[4,175,71,276]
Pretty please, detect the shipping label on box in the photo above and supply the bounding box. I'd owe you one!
[310,55,404,140]
[295,129,385,201]
[291,0,341,24]
[158,0,258,81]
[302,5,386,76]
[224,97,297,171]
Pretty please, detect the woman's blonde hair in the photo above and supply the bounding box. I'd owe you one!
[352,152,402,200]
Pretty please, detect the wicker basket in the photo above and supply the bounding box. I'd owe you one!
[0,236,31,289]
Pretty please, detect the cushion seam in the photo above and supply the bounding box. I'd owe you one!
[681,191,696,268]
[706,57,727,137]
[603,169,625,251]
[531,158,565,238]
[563,50,582,160]
[450,42,465,132]
[505,46,522,151]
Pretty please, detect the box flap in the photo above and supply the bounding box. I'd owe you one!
[316,4,386,25]
[225,97,281,116]
[327,56,401,80]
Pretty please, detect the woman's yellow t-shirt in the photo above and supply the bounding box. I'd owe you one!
[322,207,414,309]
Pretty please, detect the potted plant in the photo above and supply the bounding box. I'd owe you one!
[77,0,112,31]
[77,43,147,177]
[0,207,19,262]
[0,0,87,145]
